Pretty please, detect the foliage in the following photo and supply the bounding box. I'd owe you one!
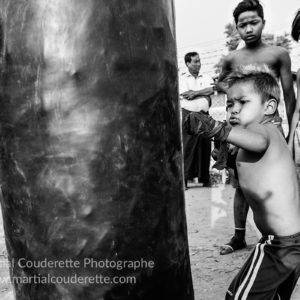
[224,23,241,51]
[263,32,292,52]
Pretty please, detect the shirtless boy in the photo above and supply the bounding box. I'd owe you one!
[217,0,296,255]
[185,69,300,299]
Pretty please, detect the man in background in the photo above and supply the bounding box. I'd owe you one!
[179,52,215,188]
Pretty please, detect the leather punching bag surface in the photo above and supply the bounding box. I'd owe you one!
[0,1,194,299]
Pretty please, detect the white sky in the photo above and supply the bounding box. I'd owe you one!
[174,0,300,50]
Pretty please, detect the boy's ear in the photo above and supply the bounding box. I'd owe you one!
[264,98,277,115]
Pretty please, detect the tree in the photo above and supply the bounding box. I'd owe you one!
[214,23,292,73]
[224,23,240,51]
[263,32,292,52]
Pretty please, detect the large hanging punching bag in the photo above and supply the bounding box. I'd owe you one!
[0,1,194,299]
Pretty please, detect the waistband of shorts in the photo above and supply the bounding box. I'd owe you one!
[261,232,300,241]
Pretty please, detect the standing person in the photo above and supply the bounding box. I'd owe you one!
[288,10,300,153]
[185,69,300,300]
[179,52,214,188]
[217,0,296,255]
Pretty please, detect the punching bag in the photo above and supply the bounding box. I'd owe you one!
[0,1,194,299]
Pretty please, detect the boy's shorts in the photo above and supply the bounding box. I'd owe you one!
[225,232,300,300]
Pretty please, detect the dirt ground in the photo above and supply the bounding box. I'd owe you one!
[0,183,299,299]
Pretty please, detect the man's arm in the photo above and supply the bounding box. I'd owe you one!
[227,124,270,153]
[288,69,300,152]
[181,74,215,100]
[279,50,296,128]
[181,86,214,100]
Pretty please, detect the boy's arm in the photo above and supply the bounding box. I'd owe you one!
[184,112,270,153]
[215,55,232,93]
[226,124,269,153]
[279,50,296,128]
[288,69,300,153]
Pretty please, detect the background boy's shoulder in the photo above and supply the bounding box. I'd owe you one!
[223,48,246,65]
[260,45,292,68]
[226,48,244,58]
[266,44,290,58]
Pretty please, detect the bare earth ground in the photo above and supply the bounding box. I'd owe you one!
[0,183,299,299]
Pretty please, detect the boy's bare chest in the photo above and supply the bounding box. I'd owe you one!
[231,54,280,76]
[235,146,282,194]
[235,150,266,184]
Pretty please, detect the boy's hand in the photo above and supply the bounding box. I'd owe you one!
[228,144,239,155]
[211,148,219,161]
[214,82,227,93]
[184,111,232,142]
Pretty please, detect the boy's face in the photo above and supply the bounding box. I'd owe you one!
[236,11,265,45]
[226,81,266,127]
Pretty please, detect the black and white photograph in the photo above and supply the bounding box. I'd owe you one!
[0,0,299,299]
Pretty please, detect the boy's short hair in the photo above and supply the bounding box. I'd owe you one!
[184,52,199,64]
[233,0,264,24]
[291,9,300,42]
[225,65,281,104]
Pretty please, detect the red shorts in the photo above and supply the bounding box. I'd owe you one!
[225,233,300,300]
